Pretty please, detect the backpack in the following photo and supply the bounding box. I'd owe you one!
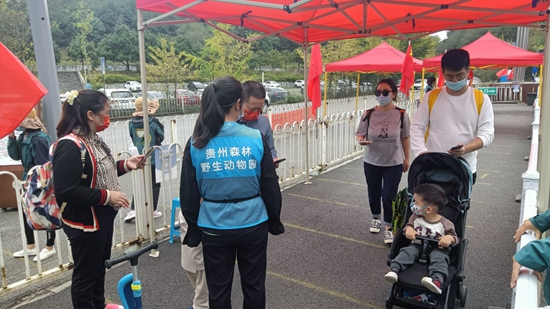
[21,134,87,231]
[391,187,410,233]
[424,88,485,142]
[361,106,405,140]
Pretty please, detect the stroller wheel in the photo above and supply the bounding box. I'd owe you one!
[459,286,467,307]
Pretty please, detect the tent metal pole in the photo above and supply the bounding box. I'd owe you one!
[355,72,360,112]
[303,27,311,184]
[537,8,550,215]
[137,9,157,249]
[323,72,328,118]
[539,64,543,103]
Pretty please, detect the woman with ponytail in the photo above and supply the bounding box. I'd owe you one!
[53,90,145,309]
[180,76,284,309]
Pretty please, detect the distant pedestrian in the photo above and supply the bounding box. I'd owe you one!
[8,108,57,261]
[124,97,165,222]
[180,76,284,308]
[425,77,436,93]
[355,78,410,245]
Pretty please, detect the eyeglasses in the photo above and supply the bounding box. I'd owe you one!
[374,90,391,97]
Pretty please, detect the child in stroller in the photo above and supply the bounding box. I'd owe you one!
[385,183,459,295]
[385,152,471,309]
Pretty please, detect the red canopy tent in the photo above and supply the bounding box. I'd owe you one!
[423,32,544,69]
[325,42,423,73]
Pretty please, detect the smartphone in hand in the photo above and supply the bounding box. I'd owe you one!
[450,144,463,151]
[274,158,286,164]
[140,147,156,163]
[359,140,371,146]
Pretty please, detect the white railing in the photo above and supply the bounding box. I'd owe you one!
[511,101,546,309]
[0,97,417,295]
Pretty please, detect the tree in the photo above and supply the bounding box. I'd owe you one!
[100,24,139,71]
[0,0,35,68]
[146,38,189,98]
[187,24,254,81]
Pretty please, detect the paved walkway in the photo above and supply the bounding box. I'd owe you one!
[7,103,533,309]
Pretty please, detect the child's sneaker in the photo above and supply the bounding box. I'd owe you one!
[384,230,394,244]
[385,271,398,283]
[124,210,136,222]
[370,219,381,233]
[153,210,163,218]
[421,275,443,294]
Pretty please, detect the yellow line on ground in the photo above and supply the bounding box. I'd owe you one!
[284,222,387,250]
[476,170,500,173]
[267,270,382,309]
[480,173,489,179]
[287,193,362,209]
[466,226,474,229]
[317,178,365,187]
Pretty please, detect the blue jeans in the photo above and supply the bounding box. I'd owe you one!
[363,162,403,227]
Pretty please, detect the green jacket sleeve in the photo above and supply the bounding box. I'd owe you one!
[7,136,21,161]
[514,238,550,305]
[529,210,550,232]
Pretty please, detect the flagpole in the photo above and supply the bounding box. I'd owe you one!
[355,72,360,112]
[303,27,311,184]
[323,71,328,118]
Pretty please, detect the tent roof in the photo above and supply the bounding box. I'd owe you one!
[423,32,544,69]
[325,42,423,72]
[136,0,547,44]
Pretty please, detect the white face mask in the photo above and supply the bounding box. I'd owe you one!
[376,95,392,106]
[411,202,429,215]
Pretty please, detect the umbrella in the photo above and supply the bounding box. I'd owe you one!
[0,42,48,139]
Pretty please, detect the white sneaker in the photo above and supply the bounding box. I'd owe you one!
[385,271,398,283]
[153,210,162,218]
[33,248,56,262]
[370,219,382,233]
[13,248,37,258]
[384,230,394,244]
[124,210,136,222]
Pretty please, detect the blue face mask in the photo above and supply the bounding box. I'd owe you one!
[446,77,468,91]
[375,95,392,106]
[411,202,429,215]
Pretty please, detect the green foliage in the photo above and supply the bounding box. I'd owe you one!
[99,24,139,70]
[287,94,304,103]
[146,38,190,97]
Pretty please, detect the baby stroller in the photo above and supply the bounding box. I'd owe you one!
[386,153,473,309]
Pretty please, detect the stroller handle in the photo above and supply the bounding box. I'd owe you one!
[105,242,159,269]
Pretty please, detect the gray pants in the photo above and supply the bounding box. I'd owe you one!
[390,244,450,280]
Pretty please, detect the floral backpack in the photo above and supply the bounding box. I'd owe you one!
[21,134,86,230]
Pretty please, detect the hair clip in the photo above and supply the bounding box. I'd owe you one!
[65,90,79,105]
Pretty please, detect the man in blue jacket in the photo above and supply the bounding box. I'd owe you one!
[124,97,164,222]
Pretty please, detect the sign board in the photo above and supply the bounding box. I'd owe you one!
[155,145,178,182]
[478,87,497,95]
[100,57,106,75]
[513,84,520,93]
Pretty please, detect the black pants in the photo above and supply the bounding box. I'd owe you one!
[63,207,117,309]
[22,213,55,246]
[363,162,403,226]
[130,164,161,211]
[201,222,268,309]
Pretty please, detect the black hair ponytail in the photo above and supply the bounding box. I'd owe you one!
[192,76,243,148]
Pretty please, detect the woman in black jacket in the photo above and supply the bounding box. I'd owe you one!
[53,90,144,309]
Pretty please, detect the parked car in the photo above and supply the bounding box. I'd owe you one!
[265,87,287,103]
[124,81,142,92]
[187,81,206,91]
[263,81,281,88]
[100,88,135,110]
[413,79,427,90]
[176,89,201,106]
[294,80,305,88]
[195,88,205,98]
[146,91,166,100]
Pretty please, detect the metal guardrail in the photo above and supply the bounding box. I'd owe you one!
[0,97,417,295]
[511,101,546,309]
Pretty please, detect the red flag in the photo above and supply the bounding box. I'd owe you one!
[0,43,48,139]
[399,43,414,96]
[495,68,508,78]
[308,44,322,117]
